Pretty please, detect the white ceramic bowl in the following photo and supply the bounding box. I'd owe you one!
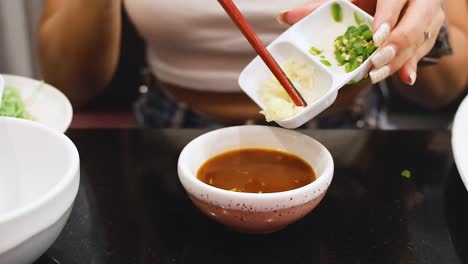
[452,95,468,191]
[0,117,80,264]
[178,126,334,233]
[239,0,375,128]
[1,74,73,133]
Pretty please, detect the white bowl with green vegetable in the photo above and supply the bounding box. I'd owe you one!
[239,0,377,129]
[0,74,73,133]
[0,75,4,108]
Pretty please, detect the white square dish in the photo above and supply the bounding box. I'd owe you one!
[238,0,375,129]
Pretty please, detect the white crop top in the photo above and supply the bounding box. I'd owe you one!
[124,0,307,92]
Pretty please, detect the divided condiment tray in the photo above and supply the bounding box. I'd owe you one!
[239,0,376,129]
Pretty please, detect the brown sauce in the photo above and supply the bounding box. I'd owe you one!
[197,148,316,193]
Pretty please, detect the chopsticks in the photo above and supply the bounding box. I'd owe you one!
[218,0,307,107]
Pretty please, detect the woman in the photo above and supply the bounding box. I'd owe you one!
[37,0,467,128]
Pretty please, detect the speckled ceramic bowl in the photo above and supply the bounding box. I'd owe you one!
[178,126,334,233]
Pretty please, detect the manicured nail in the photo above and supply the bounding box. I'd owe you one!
[409,71,417,86]
[373,23,390,47]
[370,66,390,84]
[371,45,396,68]
[276,11,288,25]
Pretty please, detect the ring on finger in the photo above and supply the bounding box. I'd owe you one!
[424,31,432,41]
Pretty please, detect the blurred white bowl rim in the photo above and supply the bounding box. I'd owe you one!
[452,95,468,191]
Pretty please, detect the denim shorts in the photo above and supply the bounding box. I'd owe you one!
[133,86,226,128]
[133,83,383,129]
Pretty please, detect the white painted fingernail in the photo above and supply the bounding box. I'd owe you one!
[373,23,390,47]
[371,45,396,68]
[276,11,288,25]
[370,66,391,84]
[409,71,417,86]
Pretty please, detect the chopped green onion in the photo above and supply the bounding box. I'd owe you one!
[362,30,373,40]
[333,24,376,73]
[331,3,343,22]
[349,61,360,72]
[309,47,323,55]
[354,11,363,25]
[0,86,33,120]
[358,24,369,34]
[346,26,357,35]
[320,60,332,67]
[364,45,377,57]
[401,170,412,179]
[336,54,345,65]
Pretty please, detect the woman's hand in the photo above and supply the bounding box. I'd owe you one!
[278,0,445,86]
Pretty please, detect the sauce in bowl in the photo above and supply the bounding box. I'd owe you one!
[197,148,316,193]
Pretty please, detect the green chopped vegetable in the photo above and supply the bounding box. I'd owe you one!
[401,169,412,179]
[320,60,332,67]
[0,86,33,120]
[333,24,376,72]
[364,45,377,58]
[346,26,357,35]
[331,3,343,22]
[310,47,323,55]
[320,55,326,59]
[354,11,363,24]
[357,24,369,34]
[362,29,373,41]
[345,61,360,72]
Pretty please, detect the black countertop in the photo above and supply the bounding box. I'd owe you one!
[35,129,468,264]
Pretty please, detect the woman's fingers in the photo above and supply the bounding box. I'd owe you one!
[399,14,444,86]
[399,56,419,86]
[369,0,444,84]
[371,0,407,46]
